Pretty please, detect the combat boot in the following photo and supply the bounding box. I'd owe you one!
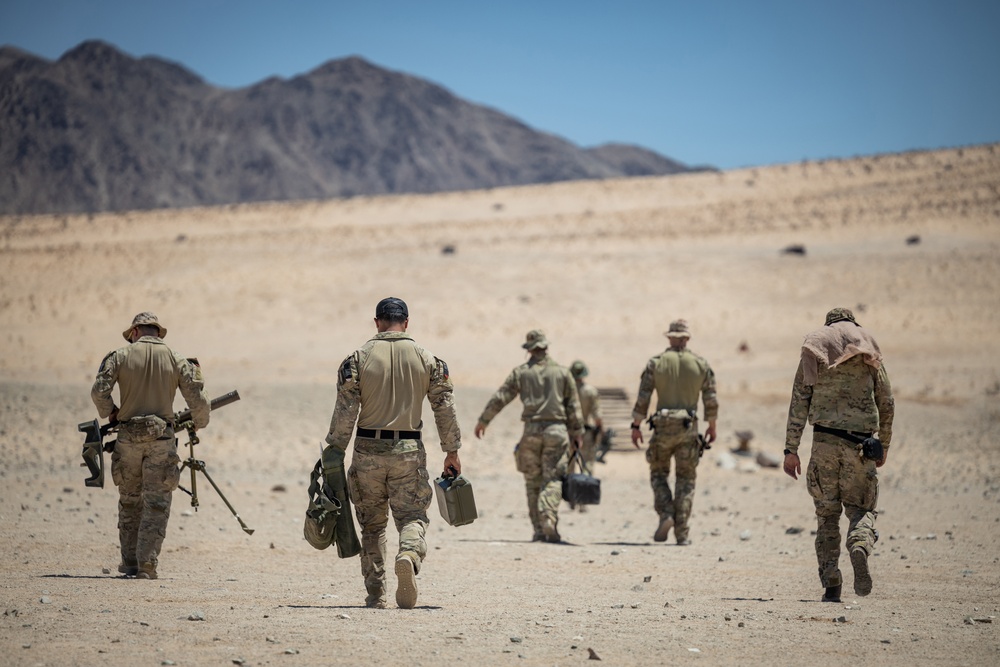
[850,547,872,596]
[394,554,418,609]
[365,583,386,609]
[821,584,842,602]
[540,517,561,543]
[118,558,138,576]
[653,516,674,542]
[136,562,158,580]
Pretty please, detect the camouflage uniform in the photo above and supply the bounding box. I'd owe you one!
[571,362,603,473]
[785,311,894,594]
[325,330,461,608]
[478,331,583,542]
[91,313,210,578]
[631,324,718,545]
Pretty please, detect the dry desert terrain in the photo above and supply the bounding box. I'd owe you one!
[2,144,999,666]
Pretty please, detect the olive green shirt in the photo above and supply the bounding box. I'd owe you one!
[478,353,584,437]
[631,346,719,424]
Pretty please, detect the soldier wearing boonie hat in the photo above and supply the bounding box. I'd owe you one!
[322,297,462,610]
[630,318,718,546]
[91,312,211,581]
[474,330,584,543]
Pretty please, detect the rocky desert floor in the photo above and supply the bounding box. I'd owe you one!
[1,144,999,666]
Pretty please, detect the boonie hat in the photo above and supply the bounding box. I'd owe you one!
[122,312,167,341]
[824,307,859,326]
[522,329,549,350]
[375,297,408,320]
[570,360,589,378]
[663,319,691,339]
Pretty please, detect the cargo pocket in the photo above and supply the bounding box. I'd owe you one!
[862,468,879,512]
[806,462,822,501]
[165,445,182,492]
[347,466,362,505]
[514,444,529,473]
[110,450,123,487]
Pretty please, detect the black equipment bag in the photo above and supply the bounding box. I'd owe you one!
[562,450,601,505]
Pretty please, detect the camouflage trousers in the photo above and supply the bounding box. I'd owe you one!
[580,427,598,472]
[647,422,700,542]
[806,432,880,588]
[110,435,181,569]
[347,444,432,599]
[514,421,570,537]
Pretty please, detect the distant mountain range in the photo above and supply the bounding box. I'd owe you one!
[0,40,711,215]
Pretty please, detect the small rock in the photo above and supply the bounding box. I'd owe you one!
[271,484,286,493]
[785,527,804,535]
[39,597,51,604]
[630,603,641,609]
[161,661,176,666]
[688,647,701,653]
[834,616,848,623]
[284,648,300,655]
[587,647,601,660]
[739,530,752,541]
[611,604,624,609]
[610,550,621,556]
[738,622,745,627]
[188,611,205,621]
[102,567,111,574]
[510,636,523,643]
[337,613,350,620]
[643,576,652,583]
[724,614,732,621]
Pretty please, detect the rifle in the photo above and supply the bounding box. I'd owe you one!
[79,390,240,488]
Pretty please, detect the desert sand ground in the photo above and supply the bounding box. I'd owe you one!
[2,144,999,666]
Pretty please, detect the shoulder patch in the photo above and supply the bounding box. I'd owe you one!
[98,350,116,373]
[338,357,353,385]
[438,358,449,380]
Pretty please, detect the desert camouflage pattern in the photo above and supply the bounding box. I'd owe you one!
[631,346,718,424]
[347,446,432,606]
[325,331,460,604]
[646,413,701,541]
[514,422,572,536]
[478,354,584,435]
[479,352,583,537]
[326,332,461,454]
[110,434,181,571]
[806,431,879,587]
[577,381,602,468]
[631,345,718,542]
[91,334,209,572]
[92,336,210,426]
[784,355,894,453]
[784,347,894,589]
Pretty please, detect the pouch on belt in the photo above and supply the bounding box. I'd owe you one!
[434,467,478,526]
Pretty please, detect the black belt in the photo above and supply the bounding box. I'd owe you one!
[813,424,871,444]
[357,427,422,440]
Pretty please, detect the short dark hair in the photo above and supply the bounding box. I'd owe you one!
[375,297,408,323]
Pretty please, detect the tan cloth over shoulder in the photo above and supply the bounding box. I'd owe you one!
[800,321,882,386]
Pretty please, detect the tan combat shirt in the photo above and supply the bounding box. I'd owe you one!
[577,382,602,428]
[631,346,719,424]
[325,332,461,454]
[91,336,210,427]
[478,353,584,437]
[784,354,894,454]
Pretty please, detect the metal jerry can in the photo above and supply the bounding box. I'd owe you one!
[434,471,478,527]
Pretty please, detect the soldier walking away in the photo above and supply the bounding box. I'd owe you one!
[570,360,603,510]
[783,307,893,603]
[323,297,462,609]
[475,330,584,543]
[91,312,211,580]
[630,319,718,546]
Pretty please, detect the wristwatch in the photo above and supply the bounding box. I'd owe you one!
[631,423,641,430]
[783,448,794,456]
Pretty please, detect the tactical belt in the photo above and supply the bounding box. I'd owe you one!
[813,424,872,444]
[357,427,421,440]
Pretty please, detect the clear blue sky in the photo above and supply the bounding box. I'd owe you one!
[2,0,998,170]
